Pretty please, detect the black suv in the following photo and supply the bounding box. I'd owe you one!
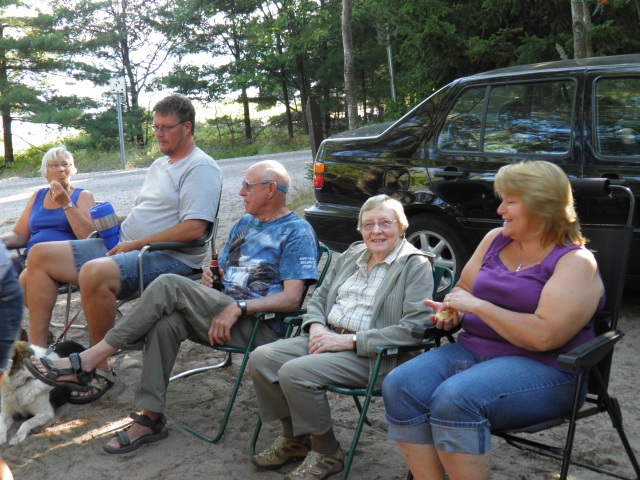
[305,54,640,295]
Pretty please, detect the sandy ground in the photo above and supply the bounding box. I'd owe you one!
[1,152,639,479]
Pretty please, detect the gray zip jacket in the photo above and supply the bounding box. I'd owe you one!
[302,238,434,379]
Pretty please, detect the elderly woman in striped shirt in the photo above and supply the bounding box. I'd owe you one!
[248,194,434,480]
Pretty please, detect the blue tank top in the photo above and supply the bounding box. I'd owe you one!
[458,232,603,373]
[26,188,84,253]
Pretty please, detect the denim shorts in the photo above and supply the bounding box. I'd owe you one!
[382,342,584,455]
[0,269,24,372]
[69,238,197,300]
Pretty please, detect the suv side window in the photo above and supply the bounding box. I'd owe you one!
[438,81,575,155]
[595,78,640,157]
[436,88,484,151]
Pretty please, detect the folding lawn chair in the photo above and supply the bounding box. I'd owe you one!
[167,244,333,444]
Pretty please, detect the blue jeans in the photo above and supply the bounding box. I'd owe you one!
[70,238,196,299]
[382,343,584,455]
[0,269,24,372]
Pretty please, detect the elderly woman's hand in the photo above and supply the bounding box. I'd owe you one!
[49,181,71,208]
[308,324,355,354]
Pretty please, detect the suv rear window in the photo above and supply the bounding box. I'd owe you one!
[437,81,575,155]
[595,77,640,157]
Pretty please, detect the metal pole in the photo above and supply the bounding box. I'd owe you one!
[116,93,126,169]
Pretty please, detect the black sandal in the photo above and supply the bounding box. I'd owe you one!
[103,412,169,454]
[24,352,94,392]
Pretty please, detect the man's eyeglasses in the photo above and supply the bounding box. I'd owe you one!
[241,180,288,193]
[360,219,397,231]
[151,121,184,133]
[47,162,73,170]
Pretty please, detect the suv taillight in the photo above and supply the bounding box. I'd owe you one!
[313,162,325,188]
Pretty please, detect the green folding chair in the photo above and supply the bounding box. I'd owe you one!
[168,244,332,444]
[249,265,455,479]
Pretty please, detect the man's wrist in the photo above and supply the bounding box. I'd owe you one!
[236,300,248,316]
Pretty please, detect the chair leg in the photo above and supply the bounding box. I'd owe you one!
[249,417,263,457]
[341,392,375,479]
[171,350,249,443]
[168,352,232,381]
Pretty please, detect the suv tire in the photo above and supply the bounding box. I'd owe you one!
[405,215,471,300]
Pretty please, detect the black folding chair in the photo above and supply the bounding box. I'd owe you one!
[167,244,332,444]
[492,180,640,480]
[407,179,640,480]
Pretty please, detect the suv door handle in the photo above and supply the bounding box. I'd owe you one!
[433,170,467,179]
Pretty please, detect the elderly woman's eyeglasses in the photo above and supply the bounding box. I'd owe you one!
[47,162,73,170]
[241,180,288,193]
[361,219,397,231]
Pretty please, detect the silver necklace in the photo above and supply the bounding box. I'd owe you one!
[516,242,551,272]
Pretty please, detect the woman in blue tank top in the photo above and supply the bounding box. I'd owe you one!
[0,146,95,278]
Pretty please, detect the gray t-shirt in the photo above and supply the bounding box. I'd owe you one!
[120,147,222,268]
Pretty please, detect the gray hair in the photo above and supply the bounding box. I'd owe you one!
[357,195,409,234]
[40,146,76,179]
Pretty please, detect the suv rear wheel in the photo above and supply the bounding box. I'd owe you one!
[405,215,471,300]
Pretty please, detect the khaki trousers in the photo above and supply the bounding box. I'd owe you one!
[248,335,376,436]
[104,274,280,412]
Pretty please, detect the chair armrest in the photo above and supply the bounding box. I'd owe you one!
[557,329,624,370]
[254,311,306,322]
[374,341,435,358]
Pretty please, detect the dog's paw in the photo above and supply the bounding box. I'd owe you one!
[9,432,27,445]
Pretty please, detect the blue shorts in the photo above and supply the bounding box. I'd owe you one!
[69,238,197,300]
[0,269,24,372]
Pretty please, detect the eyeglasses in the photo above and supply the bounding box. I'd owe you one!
[151,121,184,133]
[47,162,73,170]
[241,180,288,193]
[361,219,397,231]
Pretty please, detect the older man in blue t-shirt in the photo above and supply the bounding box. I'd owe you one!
[25,159,321,455]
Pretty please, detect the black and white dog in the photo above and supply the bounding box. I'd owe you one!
[0,340,85,445]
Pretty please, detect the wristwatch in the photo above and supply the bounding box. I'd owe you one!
[63,202,74,211]
[237,300,248,316]
[352,334,357,353]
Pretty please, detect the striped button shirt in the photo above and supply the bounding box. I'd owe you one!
[327,239,403,333]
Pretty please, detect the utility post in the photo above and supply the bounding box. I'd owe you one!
[110,77,127,169]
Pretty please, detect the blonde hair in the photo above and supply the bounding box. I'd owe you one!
[357,195,409,235]
[494,161,585,247]
[40,146,77,179]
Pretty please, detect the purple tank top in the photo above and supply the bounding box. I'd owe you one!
[458,232,602,372]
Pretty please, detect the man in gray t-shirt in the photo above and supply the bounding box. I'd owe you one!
[25,94,222,373]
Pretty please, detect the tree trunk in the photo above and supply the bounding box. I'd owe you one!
[295,54,309,134]
[241,85,252,141]
[342,0,358,130]
[1,106,14,165]
[276,35,294,139]
[0,26,13,165]
[571,0,588,58]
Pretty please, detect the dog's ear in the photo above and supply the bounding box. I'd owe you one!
[9,341,34,377]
